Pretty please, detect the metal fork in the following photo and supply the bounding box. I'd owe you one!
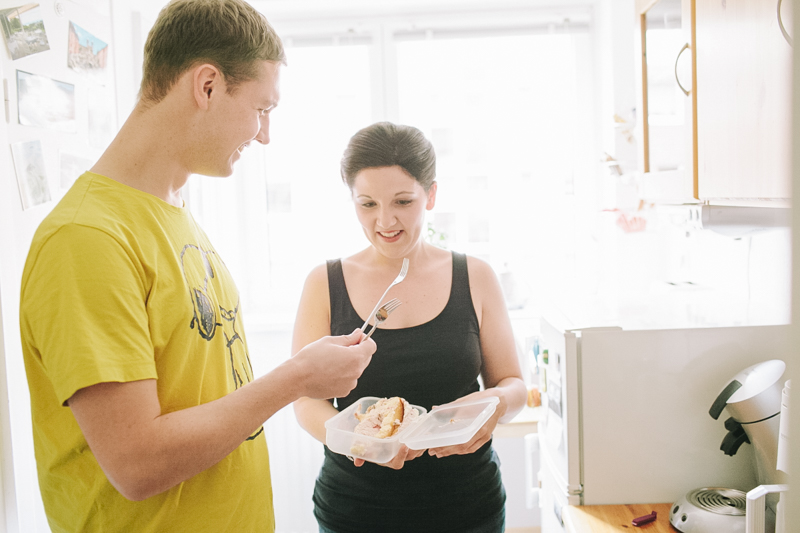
[360,257,409,332]
[363,298,403,340]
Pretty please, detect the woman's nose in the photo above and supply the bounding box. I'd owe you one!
[377,207,396,228]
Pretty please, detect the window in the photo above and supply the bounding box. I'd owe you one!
[189,41,374,328]
[395,30,593,307]
[189,24,594,332]
[185,9,595,532]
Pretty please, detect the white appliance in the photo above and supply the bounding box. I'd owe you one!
[744,378,791,533]
[709,360,787,489]
[669,487,746,532]
[535,311,791,533]
[666,360,789,533]
[776,379,790,476]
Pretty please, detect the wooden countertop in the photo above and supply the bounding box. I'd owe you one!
[494,405,541,438]
[564,503,676,533]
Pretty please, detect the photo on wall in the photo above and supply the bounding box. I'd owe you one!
[11,139,51,210]
[17,70,77,132]
[67,21,108,84]
[0,4,49,60]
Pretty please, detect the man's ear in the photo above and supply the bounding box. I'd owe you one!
[426,181,438,210]
[192,64,223,110]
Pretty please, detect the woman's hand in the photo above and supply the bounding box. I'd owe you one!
[352,445,426,469]
[426,388,507,459]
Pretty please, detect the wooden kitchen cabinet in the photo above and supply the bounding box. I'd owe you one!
[635,0,698,204]
[635,0,792,206]
[695,0,792,206]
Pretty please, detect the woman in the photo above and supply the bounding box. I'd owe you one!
[292,122,527,533]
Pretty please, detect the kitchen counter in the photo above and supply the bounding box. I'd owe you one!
[563,503,675,533]
[494,405,541,438]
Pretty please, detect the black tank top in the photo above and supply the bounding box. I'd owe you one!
[313,251,505,533]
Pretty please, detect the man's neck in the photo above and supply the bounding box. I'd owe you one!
[91,101,192,208]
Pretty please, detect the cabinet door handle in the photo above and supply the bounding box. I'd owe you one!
[674,43,691,96]
[778,0,793,46]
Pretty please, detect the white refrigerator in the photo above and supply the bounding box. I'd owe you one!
[534,311,790,532]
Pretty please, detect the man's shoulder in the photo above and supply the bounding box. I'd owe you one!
[26,173,167,273]
[28,179,98,256]
[38,172,185,243]
[40,172,127,227]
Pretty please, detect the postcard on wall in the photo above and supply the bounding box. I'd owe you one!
[0,4,50,60]
[67,21,108,84]
[59,150,93,189]
[11,140,51,210]
[17,70,77,132]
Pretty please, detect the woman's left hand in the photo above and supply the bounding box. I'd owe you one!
[426,389,506,459]
[353,445,425,469]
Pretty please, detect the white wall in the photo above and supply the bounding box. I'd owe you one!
[786,0,799,522]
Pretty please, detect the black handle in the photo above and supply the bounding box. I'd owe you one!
[720,417,750,456]
[709,380,743,420]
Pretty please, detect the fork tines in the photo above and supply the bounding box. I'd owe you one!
[362,298,403,340]
[381,298,402,313]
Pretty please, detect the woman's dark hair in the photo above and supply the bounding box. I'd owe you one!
[341,122,436,191]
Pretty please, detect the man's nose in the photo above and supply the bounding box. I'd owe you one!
[254,116,270,145]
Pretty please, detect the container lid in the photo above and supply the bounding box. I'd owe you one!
[400,397,499,450]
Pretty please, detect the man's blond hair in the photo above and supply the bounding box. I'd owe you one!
[140,0,285,104]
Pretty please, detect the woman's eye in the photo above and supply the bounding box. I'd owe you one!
[361,202,375,208]
[397,199,412,206]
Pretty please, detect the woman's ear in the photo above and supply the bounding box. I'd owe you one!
[426,181,438,210]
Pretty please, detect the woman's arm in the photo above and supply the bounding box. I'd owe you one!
[292,264,343,443]
[428,256,527,458]
[471,256,527,422]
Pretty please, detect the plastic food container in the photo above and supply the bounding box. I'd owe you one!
[325,396,500,463]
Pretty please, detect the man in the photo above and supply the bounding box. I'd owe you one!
[18,1,375,532]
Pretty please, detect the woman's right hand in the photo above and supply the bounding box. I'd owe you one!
[353,445,425,470]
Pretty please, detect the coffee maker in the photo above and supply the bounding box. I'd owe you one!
[670,359,788,533]
[709,359,788,529]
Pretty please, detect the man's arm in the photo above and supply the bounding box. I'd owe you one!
[69,331,374,501]
[291,263,340,444]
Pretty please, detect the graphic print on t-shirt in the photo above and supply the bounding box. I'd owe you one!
[181,244,262,439]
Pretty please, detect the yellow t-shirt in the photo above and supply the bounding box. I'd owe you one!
[19,172,274,533]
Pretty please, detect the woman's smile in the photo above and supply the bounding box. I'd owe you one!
[377,230,403,242]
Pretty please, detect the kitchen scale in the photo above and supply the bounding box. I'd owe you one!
[669,488,746,532]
